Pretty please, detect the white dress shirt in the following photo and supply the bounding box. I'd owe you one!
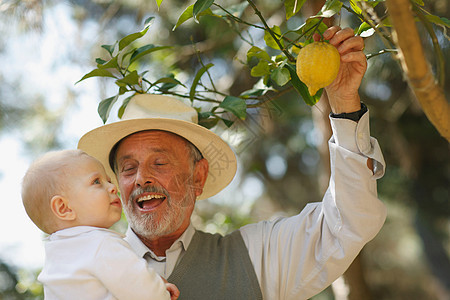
[39,226,170,300]
[125,110,387,300]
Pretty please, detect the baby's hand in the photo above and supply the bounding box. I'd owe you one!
[160,276,180,300]
[165,282,180,300]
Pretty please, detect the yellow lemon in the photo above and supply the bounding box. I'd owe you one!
[296,42,340,96]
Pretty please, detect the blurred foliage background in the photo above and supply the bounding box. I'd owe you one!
[0,0,448,299]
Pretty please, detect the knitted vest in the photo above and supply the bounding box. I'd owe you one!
[167,230,263,300]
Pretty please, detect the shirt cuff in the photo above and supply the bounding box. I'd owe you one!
[330,102,367,122]
[329,109,386,178]
[329,115,361,153]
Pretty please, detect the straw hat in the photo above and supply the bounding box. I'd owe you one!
[78,94,237,200]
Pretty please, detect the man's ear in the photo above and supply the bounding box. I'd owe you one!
[50,195,76,221]
[193,158,209,197]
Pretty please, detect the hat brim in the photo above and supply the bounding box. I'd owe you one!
[78,118,237,200]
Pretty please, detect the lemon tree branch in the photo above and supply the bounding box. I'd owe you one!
[246,0,295,62]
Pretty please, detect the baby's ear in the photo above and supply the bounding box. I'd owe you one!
[50,195,76,221]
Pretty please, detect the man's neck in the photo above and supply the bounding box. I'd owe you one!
[134,224,189,257]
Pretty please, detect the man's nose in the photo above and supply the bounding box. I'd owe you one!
[135,167,156,187]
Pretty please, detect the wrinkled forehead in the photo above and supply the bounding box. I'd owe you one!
[108,129,191,170]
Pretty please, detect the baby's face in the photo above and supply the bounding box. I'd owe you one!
[65,155,122,228]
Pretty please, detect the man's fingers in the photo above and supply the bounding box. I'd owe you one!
[340,51,367,70]
[313,32,321,42]
[337,36,365,54]
[323,26,341,40]
[329,28,355,46]
[314,28,365,57]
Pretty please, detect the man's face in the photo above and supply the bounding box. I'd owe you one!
[114,130,207,240]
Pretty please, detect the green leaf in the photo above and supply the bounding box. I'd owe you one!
[219,96,247,120]
[143,16,155,28]
[271,66,291,86]
[173,4,214,30]
[264,26,284,50]
[76,69,117,84]
[96,58,107,65]
[155,76,186,91]
[174,5,195,30]
[98,95,119,123]
[193,0,214,22]
[198,112,219,129]
[130,45,171,64]
[211,2,248,18]
[101,44,116,56]
[349,0,362,15]
[119,86,128,95]
[425,15,450,28]
[220,117,234,128]
[97,56,119,69]
[350,0,381,14]
[302,18,329,38]
[285,0,307,20]
[251,60,272,77]
[356,22,371,35]
[154,76,184,85]
[155,0,164,9]
[240,88,269,97]
[115,70,140,87]
[117,95,134,119]
[246,46,271,62]
[285,64,320,106]
[198,111,214,119]
[190,63,214,101]
[118,17,154,51]
[316,0,343,18]
[356,21,376,37]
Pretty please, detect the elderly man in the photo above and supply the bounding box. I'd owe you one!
[79,27,386,299]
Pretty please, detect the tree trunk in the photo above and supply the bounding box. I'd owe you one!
[385,0,450,142]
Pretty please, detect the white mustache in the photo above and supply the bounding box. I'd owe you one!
[129,186,170,203]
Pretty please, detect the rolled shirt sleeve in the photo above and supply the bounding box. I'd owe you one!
[240,109,387,300]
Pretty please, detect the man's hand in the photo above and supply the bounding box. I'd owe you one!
[315,26,367,114]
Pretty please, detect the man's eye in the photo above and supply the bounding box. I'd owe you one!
[93,178,101,184]
[154,160,168,166]
[121,165,136,173]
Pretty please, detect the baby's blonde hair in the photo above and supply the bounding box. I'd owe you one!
[21,149,89,234]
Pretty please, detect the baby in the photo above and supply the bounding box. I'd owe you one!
[21,149,179,300]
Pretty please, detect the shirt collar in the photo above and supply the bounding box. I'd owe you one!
[124,223,196,259]
[49,226,121,240]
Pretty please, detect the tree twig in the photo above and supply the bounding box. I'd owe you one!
[246,0,295,62]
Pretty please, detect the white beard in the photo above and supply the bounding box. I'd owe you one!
[123,185,193,239]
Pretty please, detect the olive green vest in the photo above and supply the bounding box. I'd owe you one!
[167,230,263,300]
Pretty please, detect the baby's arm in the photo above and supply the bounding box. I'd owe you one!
[93,232,175,300]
